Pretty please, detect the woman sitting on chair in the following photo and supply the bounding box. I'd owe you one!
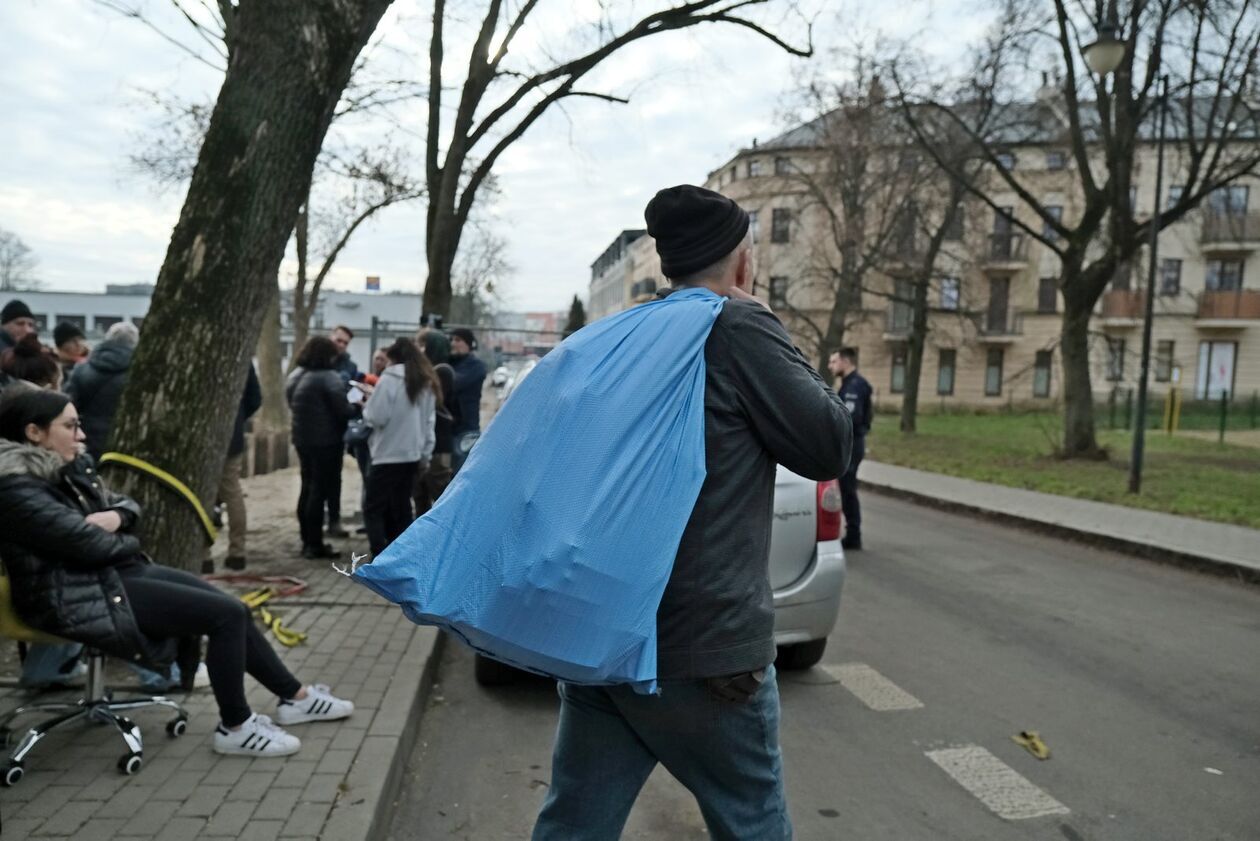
[0,387,353,757]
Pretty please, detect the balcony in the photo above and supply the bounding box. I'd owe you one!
[1196,289,1260,327]
[1100,290,1145,328]
[977,306,1023,342]
[1201,212,1260,253]
[984,233,1029,271]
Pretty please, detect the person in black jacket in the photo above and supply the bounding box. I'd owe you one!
[828,348,872,550]
[286,336,354,560]
[0,388,354,757]
[413,328,458,516]
[447,328,486,436]
[532,186,852,841]
[64,321,138,460]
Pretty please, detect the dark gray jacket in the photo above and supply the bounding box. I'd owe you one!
[65,339,133,460]
[286,367,353,449]
[655,293,852,680]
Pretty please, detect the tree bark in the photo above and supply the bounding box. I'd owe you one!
[104,0,393,571]
[1059,276,1101,459]
[423,207,462,319]
[899,273,932,434]
[256,279,288,433]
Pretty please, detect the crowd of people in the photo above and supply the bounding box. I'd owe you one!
[283,323,485,561]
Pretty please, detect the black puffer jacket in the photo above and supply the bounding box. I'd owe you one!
[285,367,353,449]
[65,339,133,459]
[0,440,170,668]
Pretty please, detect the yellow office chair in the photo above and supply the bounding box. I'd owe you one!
[0,574,189,786]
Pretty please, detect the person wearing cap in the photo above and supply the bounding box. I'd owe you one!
[447,327,486,437]
[53,321,89,382]
[1,299,38,354]
[531,186,852,841]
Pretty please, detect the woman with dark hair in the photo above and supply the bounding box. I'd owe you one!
[0,388,354,757]
[286,336,354,560]
[361,338,438,555]
[0,334,62,391]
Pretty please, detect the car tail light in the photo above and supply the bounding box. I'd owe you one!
[817,480,842,541]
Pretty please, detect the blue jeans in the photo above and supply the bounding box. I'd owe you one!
[532,665,791,841]
[19,643,83,688]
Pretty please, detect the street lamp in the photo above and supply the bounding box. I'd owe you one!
[1083,21,1126,76]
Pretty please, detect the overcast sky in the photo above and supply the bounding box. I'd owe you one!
[0,1,988,313]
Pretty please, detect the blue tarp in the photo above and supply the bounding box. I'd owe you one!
[353,287,725,693]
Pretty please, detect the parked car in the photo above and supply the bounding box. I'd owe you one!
[474,467,846,684]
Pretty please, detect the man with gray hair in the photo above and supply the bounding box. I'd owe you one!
[65,321,139,460]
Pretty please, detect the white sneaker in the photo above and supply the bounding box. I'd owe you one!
[275,684,355,725]
[193,663,211,689]
[213,713,301,757]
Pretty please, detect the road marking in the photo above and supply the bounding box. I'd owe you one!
[826,663,924,711]
[926,745,1070,820]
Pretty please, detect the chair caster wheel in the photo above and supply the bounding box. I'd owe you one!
[118,752,143,775]
[166,717,188,738]
[3,762,24,786]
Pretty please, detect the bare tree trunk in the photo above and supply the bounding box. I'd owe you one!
[899,274,932,433]
[104,0,393,571]
[424,208,462,319]
[256,279,288,433]
[1059,280,1100,458]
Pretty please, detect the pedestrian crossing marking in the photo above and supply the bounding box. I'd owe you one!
[826,663,924,711]
[926,745,1070,820]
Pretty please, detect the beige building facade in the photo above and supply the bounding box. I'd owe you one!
[593,129,1260,411]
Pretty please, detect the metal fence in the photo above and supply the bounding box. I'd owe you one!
[1096,387,1259,433]
[367,317,565,368]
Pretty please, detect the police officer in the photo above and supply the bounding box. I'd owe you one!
[828,348,871,550]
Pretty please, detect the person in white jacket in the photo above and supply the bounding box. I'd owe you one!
[361,338,438,556]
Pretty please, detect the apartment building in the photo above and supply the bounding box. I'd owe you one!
[591,116,1259,407]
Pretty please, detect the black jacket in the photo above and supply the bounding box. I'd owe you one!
[65,339,134,459]
[229,364,263,457]
[838,371,873,438]
[433,363,458,455]
[0,441,170,667]
[449,354,487,435]
[654,292,853,679]
[286,367,353,449]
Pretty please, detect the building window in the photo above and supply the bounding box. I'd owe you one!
[748,159,762,178]
[937,349,956,396]
[1043,205,1063,242]
[771,208,791,243]
[1155,340,1175,382]
[1106,337,1126,382]
[33,313,48,332]
[729,166,737,183]
[774,156,791,175]
[1167,184,1184,207]
[748,210,759,243]
[1033,350,1053,397]
[1196,341,1237,399]
[984,348,1004,396]
[1208,184,1248,215]
[1129,186,1138,211]
[1159,259,1182,296]
[769,276,789,308]
[943,205,964,241]
[891,345,907,394]
[1206,259,1243,291]
[1045,150,1067,170]
[940,277,960,311]
[1038,277,1058,313]
[995,151,1015,170]
[94,316,123,333]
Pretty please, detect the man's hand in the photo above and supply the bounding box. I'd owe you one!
[85,511,123,533]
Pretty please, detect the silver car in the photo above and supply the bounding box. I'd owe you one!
[474,467,845,684]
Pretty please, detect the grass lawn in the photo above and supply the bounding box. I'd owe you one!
[868,412,1260,529]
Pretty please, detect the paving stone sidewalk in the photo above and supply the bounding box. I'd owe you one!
[860,460,1260,580]
[0,459,439,840]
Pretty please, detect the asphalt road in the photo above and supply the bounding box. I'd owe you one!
[384,494,1260,841]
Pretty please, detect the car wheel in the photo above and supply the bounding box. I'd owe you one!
[474,653,521,686]
[775,639,827,671]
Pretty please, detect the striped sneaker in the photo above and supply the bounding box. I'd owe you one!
[213,714,301,757]
[275,684,354,725]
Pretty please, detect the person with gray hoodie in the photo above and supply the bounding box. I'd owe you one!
[65,321,139,460]
[361,338,437,556]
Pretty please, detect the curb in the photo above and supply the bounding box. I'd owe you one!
[322,625,447,841]
[862,480,1260,586]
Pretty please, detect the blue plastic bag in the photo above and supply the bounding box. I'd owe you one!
[353,287,725,693]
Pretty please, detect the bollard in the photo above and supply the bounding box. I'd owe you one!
[1251,391,1258,429]
[1219,390,1229,445]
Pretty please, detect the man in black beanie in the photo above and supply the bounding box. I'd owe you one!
[1,299,38,354]
[53,321,89,381]
[532,186,852,841]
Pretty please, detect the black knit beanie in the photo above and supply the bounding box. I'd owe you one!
[449,328,477,351]
[644,185,749,279]
[53,321,85,347]
[1,300,33,325]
